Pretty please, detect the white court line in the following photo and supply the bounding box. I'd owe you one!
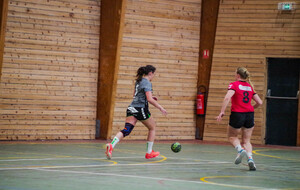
[0,157,139,162]
[0,161,231,170]
[0,157,294,171]
[32,168,278,190]
[0,157,284,190]
[0,164,113,170]
[0,156,232,163]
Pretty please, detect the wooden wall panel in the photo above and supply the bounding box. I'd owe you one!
[204,0,300,144]
[97,0,127,139]
[196,0,220,140]
[0,0,100,140]
[0,0,9,80]
[112,0,201,140]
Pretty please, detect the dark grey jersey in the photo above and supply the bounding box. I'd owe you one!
[129,78,152,108]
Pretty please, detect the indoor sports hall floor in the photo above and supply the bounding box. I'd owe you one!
[0,140,299,190]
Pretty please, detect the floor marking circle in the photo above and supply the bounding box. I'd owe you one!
[200,176,268,190]
[253,149,300,162]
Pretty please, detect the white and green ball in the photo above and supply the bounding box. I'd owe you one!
[171,142,181,153]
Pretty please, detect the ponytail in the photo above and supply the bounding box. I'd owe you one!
[236,67,255,91]
[136,65,156,83]
[248,77,255,92]
[136,67,146,83]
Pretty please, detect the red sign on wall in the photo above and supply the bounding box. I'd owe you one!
[203,49,209,59]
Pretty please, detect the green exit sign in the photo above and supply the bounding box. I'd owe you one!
[278,2,295,10]
[284,4,291,9]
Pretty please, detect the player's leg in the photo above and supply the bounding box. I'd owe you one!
[242,133,256,170]
[228,126,247,164]
[118,116,138,143]
[241,127,256,170]
[105,116,137,160]
[228,113,247,164]
[241,113,256,171]
[241,127,254,157]
[228,125,241,147]
[142,116,156,142]
[141,116,160,159]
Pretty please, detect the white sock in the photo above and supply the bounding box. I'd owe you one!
[111,137,119,148]
[146,141,153,154]
[247,152,253,160]
[235,144,243,153]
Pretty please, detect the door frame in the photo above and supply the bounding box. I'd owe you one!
[265,57,300,146]
[298,78,300,146]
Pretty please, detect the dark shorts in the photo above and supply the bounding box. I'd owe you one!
[229,112,254,129]
[126,106,151,121]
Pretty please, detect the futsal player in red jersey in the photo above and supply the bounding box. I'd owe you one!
[216,67,263,171]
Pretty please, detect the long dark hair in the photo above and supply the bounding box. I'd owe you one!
[136,65,156,83]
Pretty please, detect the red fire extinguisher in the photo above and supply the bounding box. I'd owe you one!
[197,86,206,115]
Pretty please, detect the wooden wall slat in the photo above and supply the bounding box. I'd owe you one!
[112,0,201,140]
[204,0,300,144]
[0,0,100,140]
[0,0,9,80]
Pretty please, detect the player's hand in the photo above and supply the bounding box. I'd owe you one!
[216,112,224,122]
[160,107,167,116]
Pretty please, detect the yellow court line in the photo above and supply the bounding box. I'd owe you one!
[201,176,300,190]
[82,158,118,165]
[1,154,165,170]
[0,159,117,170]
[0,156,72,160]
[0,150,74,158]
[200,176,260,190]
[252,149,300,162]
[100,145,168,165]
[0,142,98,145]
[128,155,167,165]
[1,144,167,169]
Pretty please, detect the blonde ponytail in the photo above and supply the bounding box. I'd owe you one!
[248,77,255,92]
[236,67,255,92]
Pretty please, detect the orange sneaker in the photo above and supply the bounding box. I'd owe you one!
[105,143,113,160]
[145,150,160,159]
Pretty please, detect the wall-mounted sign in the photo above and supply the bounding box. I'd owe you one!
[278,2,296,10]
[203,49,209,59]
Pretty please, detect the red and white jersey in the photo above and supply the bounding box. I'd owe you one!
[228,81,256,113]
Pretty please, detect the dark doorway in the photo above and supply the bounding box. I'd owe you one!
[266,58,299,146]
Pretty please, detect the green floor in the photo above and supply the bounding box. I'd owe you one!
[0,141,299,190]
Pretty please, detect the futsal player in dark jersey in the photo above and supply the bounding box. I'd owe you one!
[105,65,167,160]
[216,67,262,170]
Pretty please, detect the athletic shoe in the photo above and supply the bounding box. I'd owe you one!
[248,159,256,171]
[234,149,247,165]
[105,143,113,160]
[145,150,160,159]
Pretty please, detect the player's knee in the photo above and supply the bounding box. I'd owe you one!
[147,124,156,131]
[120,123,135,137]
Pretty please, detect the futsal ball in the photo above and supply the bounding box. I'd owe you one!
[171,142,181,153]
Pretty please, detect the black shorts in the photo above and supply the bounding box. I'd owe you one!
[126,106,151,121]
[229,112,254,129]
